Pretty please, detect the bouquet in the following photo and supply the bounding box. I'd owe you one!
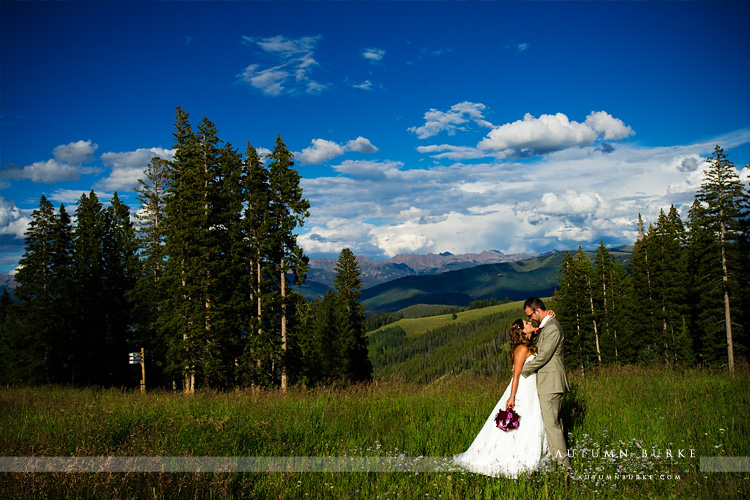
[495,408,521,431]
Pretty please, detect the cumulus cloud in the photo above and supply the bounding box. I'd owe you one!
[345,137,378,154]
[676,156,702,172]
[537,190,607,216]
[297,134,749,260]
[585,111,634,140]
[1,140,101,184]
[298,139,344,165]
[53,140,97,164]
[477,111,634,156]
[297,137,378,165]
[0,196,30,240]
[362,48,385,62]
[238,35,327,96]
[408,102,494,139]
[99,147,175,192]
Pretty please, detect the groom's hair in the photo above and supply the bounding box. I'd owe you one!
[523,297,546,311]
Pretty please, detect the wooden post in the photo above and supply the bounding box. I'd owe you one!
[140,347,146,394]
[129,349,146,393]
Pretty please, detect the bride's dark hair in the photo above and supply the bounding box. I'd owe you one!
[508,319,537,367]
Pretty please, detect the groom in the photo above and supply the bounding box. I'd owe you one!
[521,297,570,468]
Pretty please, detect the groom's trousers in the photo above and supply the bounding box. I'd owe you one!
[539,393,569,467]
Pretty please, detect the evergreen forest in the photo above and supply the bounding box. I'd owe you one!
[0,108,371,391]
[0,109,747,390]
[554,145,750,376]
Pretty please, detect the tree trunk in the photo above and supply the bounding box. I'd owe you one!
[719,209,735,375]
[280,256,287,392]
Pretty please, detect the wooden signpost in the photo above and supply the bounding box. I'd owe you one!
[128,348,146,393]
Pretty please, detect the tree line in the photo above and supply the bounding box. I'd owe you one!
[555,146,749,375]
[0,108,371,391]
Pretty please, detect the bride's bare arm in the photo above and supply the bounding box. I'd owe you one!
[506,344,529,410]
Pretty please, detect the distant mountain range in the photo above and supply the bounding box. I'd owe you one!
[305,246,632,314]
[306,249,554,290]
[0,274,16,298]
[359,253,566,314]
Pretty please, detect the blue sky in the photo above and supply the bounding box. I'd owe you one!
[2,0,749,274]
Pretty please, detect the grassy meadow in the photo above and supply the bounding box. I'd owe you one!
[1,365,749,499]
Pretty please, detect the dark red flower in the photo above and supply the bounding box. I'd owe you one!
[495,408,521,431]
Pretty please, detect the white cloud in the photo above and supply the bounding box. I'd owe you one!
[297,137,378,165]
[99,147,175,192]
[239,64,289,96]
[53,140,97,164]
[362,48,385,62]
[676,155,703,173]
[0,196,30,240]
[537,190,607,216]
[332,160,400,180]
[257,147,272,160]
[352,80,373,90]
[477,111,633,156]
[1,140,101,184]
[298,139,344,165]
[6,160,85,184]
[238,35,326,96]
[345,137,378,154]
[584,111,634,141]
[408,102,494,139]
[416,144,490,160]
[250,35,321,55]
[48,189,114,206]
[297,132,750,260]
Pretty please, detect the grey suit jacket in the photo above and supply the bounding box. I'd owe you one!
[521,317,569,394]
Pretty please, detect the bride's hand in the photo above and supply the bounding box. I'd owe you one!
[548,309,556,318]
[505,395,515,410]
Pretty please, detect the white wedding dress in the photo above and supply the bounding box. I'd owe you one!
[453,355,548,477]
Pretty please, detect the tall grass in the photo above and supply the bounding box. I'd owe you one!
[1,365,748,499]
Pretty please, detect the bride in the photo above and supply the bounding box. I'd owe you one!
[453,318,548,477]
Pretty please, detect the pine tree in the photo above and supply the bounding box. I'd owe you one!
[238,142,273,387]
[101,192,138,385]
[694,145,748,374]
[71,190,108,384]
[162,107,204,392]
[0,289,21,384]
[132,156,171,385]
[333,248,372,383]
[651,206,691,366]
[203,139,245,388]
[11,196,72,383]
[629,223,661,362]
[555,249,595,374]
[607,255,631,363]
[267,135,310,391]
[686,199,723,365]
[592,242,629,365]
[312,289,341,383]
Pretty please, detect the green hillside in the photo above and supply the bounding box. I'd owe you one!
[361,252,566,314]
[370,301,525,338]
[368,307,521,382]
